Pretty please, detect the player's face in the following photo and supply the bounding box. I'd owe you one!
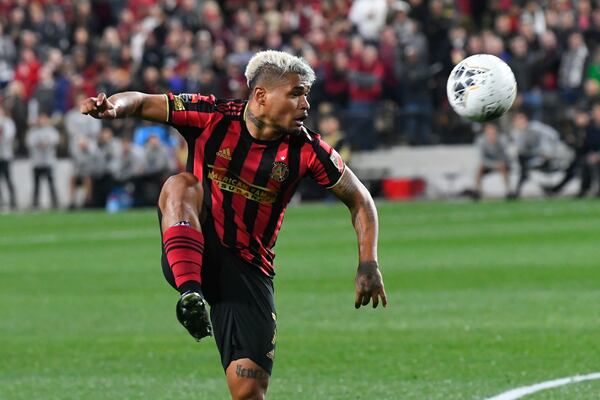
[263,73,311,134]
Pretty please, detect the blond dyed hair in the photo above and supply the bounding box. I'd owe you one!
[244,50,316,89]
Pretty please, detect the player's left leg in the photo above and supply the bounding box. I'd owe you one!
[226,358,270,400]
[158,172,211,340]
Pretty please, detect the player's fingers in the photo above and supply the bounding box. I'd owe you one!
[361,294,370,306]
[354,291,362,309]
[96,92,106,107]
[381,290,388,308]
[80,97,95,114]
[372,294,379,308]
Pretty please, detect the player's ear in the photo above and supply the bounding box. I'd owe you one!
[253,86,267,106]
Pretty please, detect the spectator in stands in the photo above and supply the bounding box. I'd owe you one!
[138,133,174,206]
[14,48,40,101]
[543,106,589,196]
[90,127,121,208]
[531,30,561,120]
[348,0,388,43]
[113,137,146,205]
[347,43,384,150]
[400,44,433,145]
[0,22,16,89]
[143,134,173,178]
[509,36,541,119]
[559,32,589,105]
[510,110,564,198]
[0,104,17,209]
[30,66,58,120]
[578,102,600,197]
[473,123,511,200]
[114,136,145,190]
[26,113,60,209]
[323,51,350,110]
[69,135,98,210]
[3,81,28,156]
[64,92,102,152]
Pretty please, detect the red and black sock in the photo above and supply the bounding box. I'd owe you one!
[163,225,204,294]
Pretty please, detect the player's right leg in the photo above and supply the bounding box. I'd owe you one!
[226,358,270,400]
[158,172,212,340]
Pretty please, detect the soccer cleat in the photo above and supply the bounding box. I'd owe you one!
[176,291,212,341]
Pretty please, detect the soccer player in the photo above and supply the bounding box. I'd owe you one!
[81,50,386,400]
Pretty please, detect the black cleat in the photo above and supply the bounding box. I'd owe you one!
[176,291,212,341]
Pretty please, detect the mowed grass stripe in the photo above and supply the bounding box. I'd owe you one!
[1,199,599,399]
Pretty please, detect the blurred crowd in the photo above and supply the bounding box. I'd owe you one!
[1,0,600,209]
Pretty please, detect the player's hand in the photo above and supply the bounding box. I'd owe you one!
[80,92,117,119]
[354,261,387,309]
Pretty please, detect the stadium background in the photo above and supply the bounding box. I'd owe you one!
[2,1,600,399]
[1,0,600,209]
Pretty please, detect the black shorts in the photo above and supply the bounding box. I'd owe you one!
[159,213,277,375]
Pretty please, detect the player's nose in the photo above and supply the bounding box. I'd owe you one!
[300,96,310,111]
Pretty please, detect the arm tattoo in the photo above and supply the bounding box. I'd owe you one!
[235,364,269,380]
[331,170,361,208]
[331,168,378,262]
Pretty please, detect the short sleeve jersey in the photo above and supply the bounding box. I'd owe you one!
[166,93,346,277]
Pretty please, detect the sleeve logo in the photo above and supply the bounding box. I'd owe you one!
[173,95,186,111]
[330,150,344,172]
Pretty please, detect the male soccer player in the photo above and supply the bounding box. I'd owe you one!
[81,50,386,400]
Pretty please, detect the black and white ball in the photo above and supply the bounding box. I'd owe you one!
[447,54,517,122]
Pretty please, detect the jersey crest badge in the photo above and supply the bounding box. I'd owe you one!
[270,161,289,183]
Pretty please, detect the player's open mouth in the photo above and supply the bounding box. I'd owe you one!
[294,115,307,126]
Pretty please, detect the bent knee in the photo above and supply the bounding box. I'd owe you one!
[160,173,202,200]
[162,172,200,192]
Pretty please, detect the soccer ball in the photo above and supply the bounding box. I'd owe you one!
[446,54,517,122]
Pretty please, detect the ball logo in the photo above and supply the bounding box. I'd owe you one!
[270,161,289,182]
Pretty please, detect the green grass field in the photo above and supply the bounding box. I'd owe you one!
[1,199,600,399]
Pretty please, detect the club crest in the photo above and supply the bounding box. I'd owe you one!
[270,161,289,182]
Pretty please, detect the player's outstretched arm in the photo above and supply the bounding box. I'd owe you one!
[80,92,168,122]
[329,167,387,309]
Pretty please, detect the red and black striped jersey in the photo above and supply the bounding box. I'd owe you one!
[166,92,346,277]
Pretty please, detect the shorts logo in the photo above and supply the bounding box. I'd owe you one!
[330,150,344,172]
[216,147,232,160]
[173,95,185,111]
[266,349,275,360]
[270,161,289,182]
